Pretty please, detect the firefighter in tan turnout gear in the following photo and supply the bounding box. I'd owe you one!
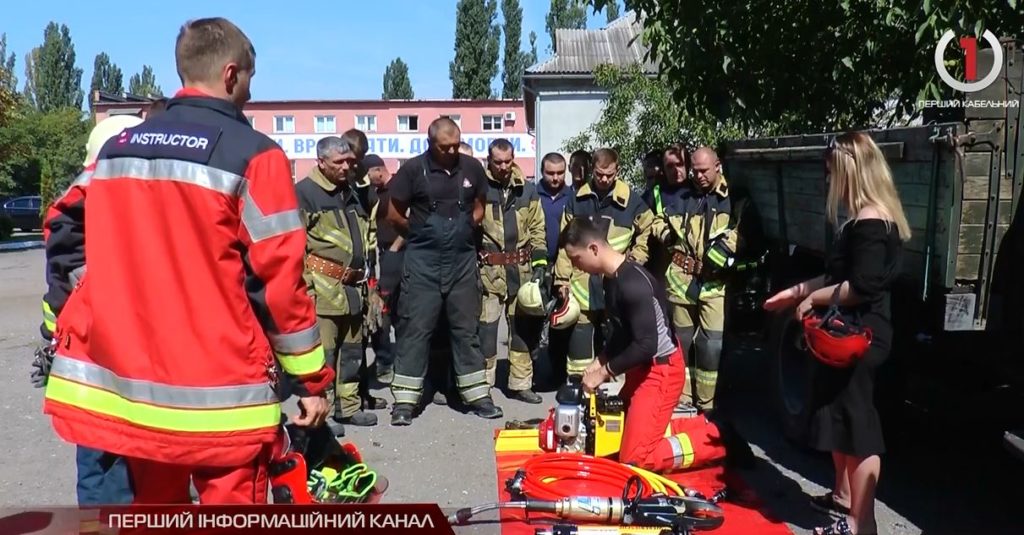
[295,136,379,435]
[554,148,655,377]
[478,139,549,404]
[653,145,738,411]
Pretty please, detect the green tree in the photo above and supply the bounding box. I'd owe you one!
[501,0,530,98]
[604,0,620,23]
[588,1,1024,132]
[33,22,84,112]
[129,65,162,97]
[545,0,587,53]
[35,107,89,207]
[562,64,760,189]
[382,57,414,99]
[527,31,539,67]
[91,52,124,95]
[450,0,501,99]
[0,33,17,94]
[22,48,38,108]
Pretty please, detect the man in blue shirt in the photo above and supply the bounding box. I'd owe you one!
[537,153,572,266]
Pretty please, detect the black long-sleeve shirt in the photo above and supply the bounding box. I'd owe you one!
[603,260,677,375]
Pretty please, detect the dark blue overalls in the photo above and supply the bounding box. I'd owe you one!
[390,160,493,408]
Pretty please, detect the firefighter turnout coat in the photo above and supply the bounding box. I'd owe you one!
[554,179,655,312]
[479,164,548,298]
[654,177,738,306]
[42,90,333,468]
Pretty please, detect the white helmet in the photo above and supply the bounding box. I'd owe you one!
[516,280,548,317]
[549,294,581,330]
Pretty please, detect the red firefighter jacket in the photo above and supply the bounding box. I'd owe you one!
[42,88,333,467]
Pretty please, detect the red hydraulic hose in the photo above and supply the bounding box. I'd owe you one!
[519,453,663,501]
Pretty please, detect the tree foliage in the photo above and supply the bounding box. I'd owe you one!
[0,33,16,94]
[450,0,501,99]
[382,57,415,99]
[546,0,588,52]
[501,0,535,98]
[603,0,620,23]
[0,104,87,200]
[22,48,38,108]
[33,22,84,113]
[91,52,124,96]
[129,65,162,97]
[563,64,764,189]
[588,0,1024,133]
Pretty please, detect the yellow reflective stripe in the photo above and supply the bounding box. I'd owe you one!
[42,300,57,332]
[607,231,632,252]
[45,376,280,433]
[668,434,696,469]
[707,248,728,267]
[531,258,548,267]
[316,225,353,254]
[276,345,326,376]
[665,269,689,299]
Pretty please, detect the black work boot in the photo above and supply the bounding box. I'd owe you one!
[376,364,394,385]
[510,389,543,404]
[326,417,346,437]
[470,398,504,419]
[339,411,377,427]
[432,390,448,406]
[390,403,414,426]
[363,395,389,411]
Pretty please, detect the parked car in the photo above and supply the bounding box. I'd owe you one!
[1,196,43,231]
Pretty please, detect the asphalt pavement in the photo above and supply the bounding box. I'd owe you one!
[2,248,1021,534]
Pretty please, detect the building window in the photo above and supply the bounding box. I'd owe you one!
[441,114,461,128]
[314,115,336,134]
[482,114,503,132]
[274,115,295,134]
[246,115,255,127]
[355,115,377,132]
[397,115,419,132]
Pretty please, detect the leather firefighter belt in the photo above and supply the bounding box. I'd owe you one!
[480,247,532,266]
[306,254,366,285]
[671,251,703,276]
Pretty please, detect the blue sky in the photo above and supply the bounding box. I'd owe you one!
[3,0,619,102]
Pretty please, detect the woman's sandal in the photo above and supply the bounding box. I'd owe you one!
[810,491,851,517]
[813,518,878,535]
[813,518,852,535]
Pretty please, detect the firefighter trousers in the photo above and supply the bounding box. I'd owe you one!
[618,346,727,472]
[126,444,271,504]
[672,297,725,410]
[391,261,492,407]
[479,293,544,391]
[319,314,364,418]
[563,310,605,377]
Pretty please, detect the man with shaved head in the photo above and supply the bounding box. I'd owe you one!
[386,117,503,425]
[651,144,738,413]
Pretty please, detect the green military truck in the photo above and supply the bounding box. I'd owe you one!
[722,40,1023,460]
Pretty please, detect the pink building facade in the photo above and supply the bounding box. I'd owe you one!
[94,94,535,181]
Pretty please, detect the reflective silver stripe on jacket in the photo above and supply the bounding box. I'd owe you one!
[50,355,278,409]
[268,324,321,354]
[92,157,244,195]
[240,182,303,242]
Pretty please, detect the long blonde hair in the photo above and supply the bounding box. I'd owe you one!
[826,131,912,241]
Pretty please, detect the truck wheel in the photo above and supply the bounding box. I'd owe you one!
[770,310,818,444]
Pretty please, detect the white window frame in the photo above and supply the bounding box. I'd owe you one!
[397,115,419,132]
[274,115,295,134]
[481,114,503,132]
[441,114,461,129]
[314,115,336,134]
[355,115,377,132]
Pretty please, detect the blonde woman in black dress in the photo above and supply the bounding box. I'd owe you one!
[765,132,910,535]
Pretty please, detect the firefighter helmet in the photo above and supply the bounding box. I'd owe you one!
[549,294,581,330]
[517,280,548,317]
[801,307,872,368]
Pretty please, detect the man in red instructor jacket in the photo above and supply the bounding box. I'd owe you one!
[40,17,332,504]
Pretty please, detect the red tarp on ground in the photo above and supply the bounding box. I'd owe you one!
[492,430,793,535]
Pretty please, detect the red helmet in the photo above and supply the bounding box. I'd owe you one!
[801,308,872,368]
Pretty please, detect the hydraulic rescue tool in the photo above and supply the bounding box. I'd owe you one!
[449,469,725,534]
